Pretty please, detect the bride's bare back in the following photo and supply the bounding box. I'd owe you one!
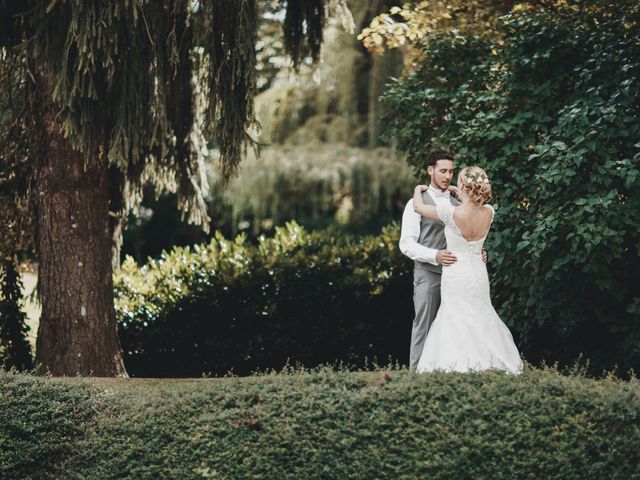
[451,205,494,242]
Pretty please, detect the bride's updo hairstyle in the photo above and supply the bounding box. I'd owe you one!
[458,166,492,205]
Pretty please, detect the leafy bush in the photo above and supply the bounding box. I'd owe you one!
[380,1,640,373]
[115,222,413,377]
[1,368,639,479]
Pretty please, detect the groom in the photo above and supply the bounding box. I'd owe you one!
[399,150,485,370]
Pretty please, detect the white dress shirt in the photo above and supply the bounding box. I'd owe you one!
[399,186,451,266]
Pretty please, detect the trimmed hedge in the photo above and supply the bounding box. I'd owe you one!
[1,367,639,479]
[0,372,95,479]
[115,222,414,377]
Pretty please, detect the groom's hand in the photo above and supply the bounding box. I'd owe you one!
[436,250,457,266]
[482,249,489,264]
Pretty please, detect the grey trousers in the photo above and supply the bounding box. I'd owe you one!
[410,267,442,371]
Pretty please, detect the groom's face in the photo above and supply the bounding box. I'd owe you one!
[428,159,455,191]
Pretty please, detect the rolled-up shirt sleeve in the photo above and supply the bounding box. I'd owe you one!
[399,199,439,265]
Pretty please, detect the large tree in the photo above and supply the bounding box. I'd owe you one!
[0,0,348,376]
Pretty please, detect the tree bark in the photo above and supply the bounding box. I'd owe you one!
[33,77,127,377]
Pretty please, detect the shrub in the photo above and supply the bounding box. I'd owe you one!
[1,367,639,479]
[115,222,414,377]
[380,1,640,373]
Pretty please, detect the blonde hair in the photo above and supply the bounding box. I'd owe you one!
[458,166,492,204]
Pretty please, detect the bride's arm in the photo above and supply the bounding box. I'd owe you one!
[413,185,439,220]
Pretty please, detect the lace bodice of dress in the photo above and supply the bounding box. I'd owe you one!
[435,203,494,256]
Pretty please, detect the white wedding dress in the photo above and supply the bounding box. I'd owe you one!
[416,203,523,374]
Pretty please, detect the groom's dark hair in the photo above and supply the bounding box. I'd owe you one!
[425,150,454,167]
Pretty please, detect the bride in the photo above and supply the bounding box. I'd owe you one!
[412,166,523,374]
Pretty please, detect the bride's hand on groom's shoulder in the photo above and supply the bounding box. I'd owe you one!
[415,184,428,193]
[447,185,459,196]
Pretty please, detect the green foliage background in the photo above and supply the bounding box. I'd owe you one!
[4,1,639,377]
[121,0,408,262]
[116,222,412,377]
[122,144,414,261]
[380,1,640,373]
[1,368,639,479]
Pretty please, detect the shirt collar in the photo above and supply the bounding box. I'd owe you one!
[428,186,450,198]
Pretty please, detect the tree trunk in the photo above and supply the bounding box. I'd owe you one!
[33,77,127,377]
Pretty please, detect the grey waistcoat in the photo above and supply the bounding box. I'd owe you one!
[414,192,460,274]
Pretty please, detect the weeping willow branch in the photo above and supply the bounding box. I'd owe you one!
[0,47,38,261]
[282,0,325,68]
[199,0,259,181]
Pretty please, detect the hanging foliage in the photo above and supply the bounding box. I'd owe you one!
[1,0,340,232]
[198,0,259,181]
[217,143,415,236]
[0,45,36,261]
[283,0,325,68]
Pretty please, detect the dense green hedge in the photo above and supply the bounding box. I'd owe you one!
[1,367,639,479]
[380,0,640,373]
[115,222,414,377]
[0,372,95,479]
